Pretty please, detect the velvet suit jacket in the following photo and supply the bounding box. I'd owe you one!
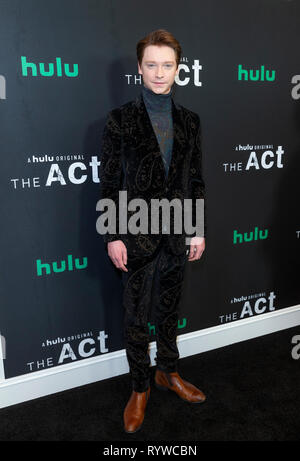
[99,92,206,258]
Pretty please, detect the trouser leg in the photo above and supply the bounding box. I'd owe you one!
[121,237,188,391]
[153,239,187,373]
[121,245,162,393]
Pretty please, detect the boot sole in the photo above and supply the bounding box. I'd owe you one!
[155,381,206,404]
[124,424,143,434]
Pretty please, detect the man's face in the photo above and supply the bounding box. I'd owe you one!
[138,45,179,95]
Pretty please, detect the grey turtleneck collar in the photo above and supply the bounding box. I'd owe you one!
[141,83,174,178]
[142,84,173,113]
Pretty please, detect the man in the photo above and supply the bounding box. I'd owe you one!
[99,29,207,434]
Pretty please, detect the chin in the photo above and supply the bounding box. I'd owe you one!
[153,85,170,94]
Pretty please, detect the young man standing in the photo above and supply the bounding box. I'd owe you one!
[99,29,206,434]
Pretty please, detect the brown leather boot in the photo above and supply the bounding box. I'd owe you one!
[123,387,150,433]
[155,370,206,403]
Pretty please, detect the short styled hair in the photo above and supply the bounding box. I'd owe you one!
[136,29,182,69]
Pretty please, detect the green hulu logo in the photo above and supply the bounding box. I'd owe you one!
[21,56,79,77]
[233,227,268,244]
[238,64,275,81]
[148,318,186,336]
[36,254,87,276]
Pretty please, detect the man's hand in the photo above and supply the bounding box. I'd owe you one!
[107,240,128,272]
[188,236,205,261]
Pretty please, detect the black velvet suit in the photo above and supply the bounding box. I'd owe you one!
[99,91,206,392]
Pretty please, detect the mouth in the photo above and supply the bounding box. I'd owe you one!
[153,82,165,85]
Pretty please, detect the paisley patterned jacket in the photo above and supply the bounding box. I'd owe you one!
[99,92,206,258]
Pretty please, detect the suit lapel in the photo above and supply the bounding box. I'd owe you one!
[134,92,186,187]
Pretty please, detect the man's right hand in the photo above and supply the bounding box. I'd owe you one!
[107,240,128,272]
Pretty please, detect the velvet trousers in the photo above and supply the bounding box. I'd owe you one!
[121,235,188,393]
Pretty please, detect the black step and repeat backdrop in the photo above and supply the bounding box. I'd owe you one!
[0,0,299,379]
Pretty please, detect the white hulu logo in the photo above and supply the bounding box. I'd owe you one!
[0,76,6,100]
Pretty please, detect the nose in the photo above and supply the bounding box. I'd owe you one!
[156,66,164,78]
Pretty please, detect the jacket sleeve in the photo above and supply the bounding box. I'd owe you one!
[99,109,125,246]
[188,113,207,238]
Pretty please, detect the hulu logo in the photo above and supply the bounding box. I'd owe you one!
[233,227,268,244]
[238,64,275,81]
[148,317,187,336]
[21,56,79,77]
[36,254,87,276]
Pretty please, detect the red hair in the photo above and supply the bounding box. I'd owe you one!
[136,29,182,69]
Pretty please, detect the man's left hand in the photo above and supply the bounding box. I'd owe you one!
[188,237,205,261]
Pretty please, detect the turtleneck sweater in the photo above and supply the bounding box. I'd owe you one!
[142,84,173,178]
